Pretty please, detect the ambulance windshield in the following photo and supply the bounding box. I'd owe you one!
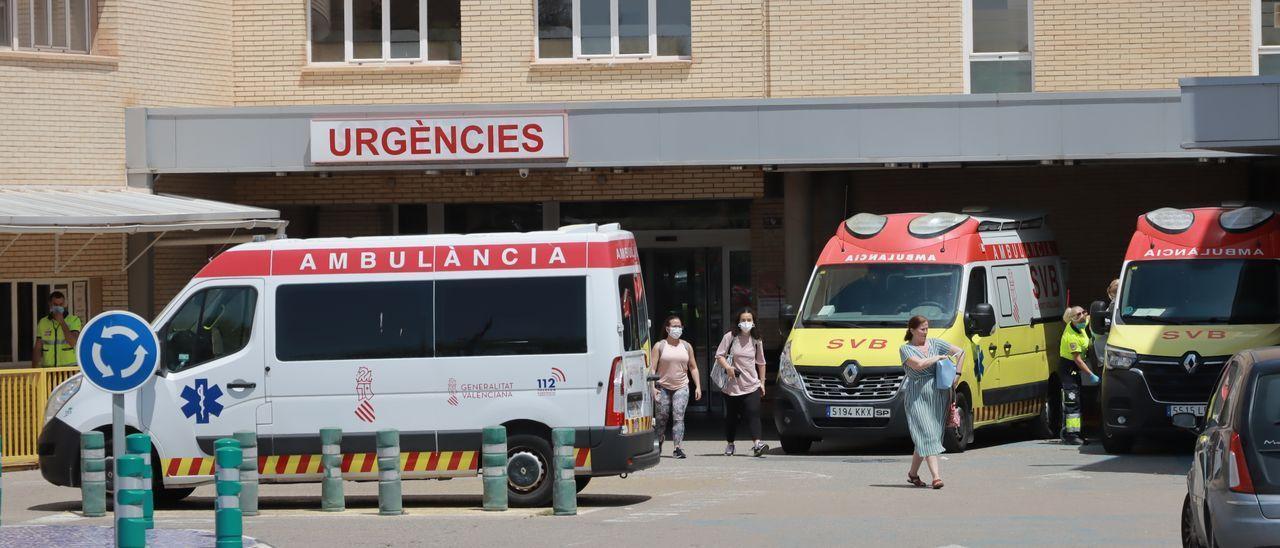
[800,264,962,328]
[1119,259,1280,325]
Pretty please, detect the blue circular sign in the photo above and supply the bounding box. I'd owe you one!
[76,311,160,394]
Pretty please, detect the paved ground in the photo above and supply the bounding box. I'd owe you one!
[2,421,1192,547]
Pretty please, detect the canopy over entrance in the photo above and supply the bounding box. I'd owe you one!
[0,187,286,234]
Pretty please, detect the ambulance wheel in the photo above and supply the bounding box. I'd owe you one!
[1102,428,1135,454]
[942,391,972,454]
[154,485,195,507]
[779,436,813,454]
[506,433,553,507]
[1031,387,1060,440]
[575,476,591,493]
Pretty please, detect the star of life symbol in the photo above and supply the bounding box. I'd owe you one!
[180,379,223,424]
[354,366,375,423]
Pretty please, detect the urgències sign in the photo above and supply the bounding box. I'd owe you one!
[310,114,567,164]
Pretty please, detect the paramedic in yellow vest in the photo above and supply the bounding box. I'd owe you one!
[33,291,82,367]
[1058,306,1099,445]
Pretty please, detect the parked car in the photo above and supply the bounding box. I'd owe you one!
[1181,347,1280,547]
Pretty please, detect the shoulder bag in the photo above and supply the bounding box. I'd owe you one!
[711,335,733,390]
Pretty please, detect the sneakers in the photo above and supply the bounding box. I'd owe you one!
[752,442,770,457]
[673,447,687,459]
[1062,435,1084,446]
[724,443,735,456]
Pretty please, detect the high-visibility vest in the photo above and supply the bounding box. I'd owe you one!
[37,315,82,366]
[1059,324,1091,361]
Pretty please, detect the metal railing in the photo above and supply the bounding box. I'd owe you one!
[1,367,79,467]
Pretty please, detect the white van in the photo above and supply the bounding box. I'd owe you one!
[39,224,658,507]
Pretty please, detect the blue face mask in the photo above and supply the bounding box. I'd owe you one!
[1074,321,1087,330]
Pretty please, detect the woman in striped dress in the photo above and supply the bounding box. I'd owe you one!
[899,315,964,489]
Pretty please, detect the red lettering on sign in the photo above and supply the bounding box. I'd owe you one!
[523,124,544,152]
[409,126,431,155]
[436,125,457,154]
[461,126,484,153]
[497,124,518,153]
[329,128,352,157]
[486,125,496,153]
[355,128,379,156]
[383,126,407,155]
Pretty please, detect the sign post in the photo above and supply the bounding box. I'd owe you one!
[76,310,160,547]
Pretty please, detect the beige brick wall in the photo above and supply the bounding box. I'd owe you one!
[1034,0,1254,91]
[769,0,964,97]
[115,0,234,107]
[0,234,130,313]
[232,0,764,105]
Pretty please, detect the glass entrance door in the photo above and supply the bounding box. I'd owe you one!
[640,243,750,414]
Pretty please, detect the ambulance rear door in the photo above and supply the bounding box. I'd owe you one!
[616,271,654,436]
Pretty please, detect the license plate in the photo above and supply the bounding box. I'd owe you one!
[827,406,888,418]
[1167,405,1206,417]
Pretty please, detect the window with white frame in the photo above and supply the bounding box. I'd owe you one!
[537,0,690,60]
[968,0,1032,93]
[1260,1,1280,75]
[309,0,461,64]
[1,0,94,53]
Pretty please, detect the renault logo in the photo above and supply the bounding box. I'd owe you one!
[1182,352,1201,374]
[841,362,860,386]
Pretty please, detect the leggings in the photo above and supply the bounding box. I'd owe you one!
[655,386,690,446]
[723,391,762,443]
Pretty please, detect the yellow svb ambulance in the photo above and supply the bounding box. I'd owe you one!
[1092,206,1280,453]
[776,210,1067,453]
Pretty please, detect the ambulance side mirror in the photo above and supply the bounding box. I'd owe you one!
[966,303,996,337]
[1089,300,1110,335]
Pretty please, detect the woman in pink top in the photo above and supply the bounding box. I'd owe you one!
[651,315,702,459]
[715,308,769,457]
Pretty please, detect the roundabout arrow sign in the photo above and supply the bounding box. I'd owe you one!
[77,310,160,394]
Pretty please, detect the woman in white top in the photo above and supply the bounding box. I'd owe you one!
[651,315,702,459]
[715,309,769,457]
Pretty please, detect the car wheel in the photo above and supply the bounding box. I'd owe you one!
[779,436,813,455]
[1102,427,1135,454]
[1181,494,1206,548]
[575,476,591,493]
[506,433,554,507]
[943,391,972,454]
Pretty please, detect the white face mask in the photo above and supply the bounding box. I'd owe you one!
[738,321,754,332]
[667,327,683,339]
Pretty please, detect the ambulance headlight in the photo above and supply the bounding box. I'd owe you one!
[779,341,803,389]
[1219,206,1274,232]
[1105,345,1137,371]
[1145,208,1194,233]
[908,212,970,238]
[44,375,82,425]
[844,213,888,238]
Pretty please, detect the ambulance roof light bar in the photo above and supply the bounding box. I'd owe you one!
[908,212,970,238]
[1145,207,1195,234]
[844,213,888,238]
[1219,206,1274,232]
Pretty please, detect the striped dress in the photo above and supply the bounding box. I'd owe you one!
[899,338,956,457]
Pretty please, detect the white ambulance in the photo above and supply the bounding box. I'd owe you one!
[39,224,658,507]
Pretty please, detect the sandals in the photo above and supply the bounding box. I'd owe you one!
[932,479,945,490]
[907,473,926,487]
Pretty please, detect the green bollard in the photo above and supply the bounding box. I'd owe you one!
[80,431,107,517]
[481,426,508,511]
[115,454,147,548]
[551,428,577,516]
[376,429,402,516]
[320,428,344,512]
[233,431,259,517]
[124,433,153,529]
[214,445,243,548]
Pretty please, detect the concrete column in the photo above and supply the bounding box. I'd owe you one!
[427,204,446,234]
[542,201,560,230]
[127,233,155,318]
[783,172,813,308]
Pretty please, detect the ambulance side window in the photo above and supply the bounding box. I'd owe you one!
[160,286,258,373]
[995,276,1013,317]
[435,276,587,356]
[965,267,987,311]
[618,274,649,352]
[276,281,434,362]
